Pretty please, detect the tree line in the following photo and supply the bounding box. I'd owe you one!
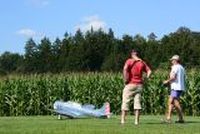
[0,26,200,74]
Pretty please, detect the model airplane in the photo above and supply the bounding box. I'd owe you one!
[53,101,111,119]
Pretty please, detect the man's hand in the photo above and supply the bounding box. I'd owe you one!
[163,80,169,85]
[124,80,129,85]
[163,73,176,85]
[146,70,152,79]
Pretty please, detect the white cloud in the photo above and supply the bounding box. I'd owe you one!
[27,0,50,7]
[75,15,107,32]
[17,29,36,37]
[16,28,44,38]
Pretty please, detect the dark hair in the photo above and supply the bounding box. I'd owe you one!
[177,59,181,63]
[131,49,139,56]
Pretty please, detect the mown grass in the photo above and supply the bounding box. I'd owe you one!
[0,115,199,134]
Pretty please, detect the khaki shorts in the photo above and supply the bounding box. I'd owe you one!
[121,84,143,111]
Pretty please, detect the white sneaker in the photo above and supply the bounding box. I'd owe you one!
[58,115,61,120]
[135,121,139,125]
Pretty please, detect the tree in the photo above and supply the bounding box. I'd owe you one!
[133,34,146,46]
[24,38,39,73]
[0,52,23,73]
[147,32,157,41]
[1,26,200,73]
[108,28,114,39]
[37,37,53,73]
[52,38,62,72]
[74,29,84,45]
[176,26,191,34]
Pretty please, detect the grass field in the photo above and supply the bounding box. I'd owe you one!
[0,115,199,134]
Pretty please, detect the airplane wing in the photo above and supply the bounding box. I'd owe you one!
[54,109,75,119]
[53,101,111,119]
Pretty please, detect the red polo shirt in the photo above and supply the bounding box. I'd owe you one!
[125,59,150,84]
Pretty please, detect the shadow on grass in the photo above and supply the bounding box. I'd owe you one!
[144,120,200,125]
[184,121,200,124]
[54,115,109,120]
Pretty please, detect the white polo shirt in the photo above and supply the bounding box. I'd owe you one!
[170,64,185,91]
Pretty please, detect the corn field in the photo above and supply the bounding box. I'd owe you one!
[0,70,200,116]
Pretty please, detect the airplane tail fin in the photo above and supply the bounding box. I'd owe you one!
[105,102,111,118]
[98,102,111,118]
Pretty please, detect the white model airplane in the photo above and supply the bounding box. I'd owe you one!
[53,101,111,119]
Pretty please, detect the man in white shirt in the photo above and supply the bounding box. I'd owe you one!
[163,55,185,123]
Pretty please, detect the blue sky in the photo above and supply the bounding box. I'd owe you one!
[0,0,200,54]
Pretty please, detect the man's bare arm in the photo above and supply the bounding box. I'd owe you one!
[146,70,152,78]
[123,64,129,84]
[163,73,176,84]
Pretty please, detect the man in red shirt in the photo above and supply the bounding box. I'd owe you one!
[121,49,151,125]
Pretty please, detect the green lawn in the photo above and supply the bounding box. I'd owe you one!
[0,115,199,134]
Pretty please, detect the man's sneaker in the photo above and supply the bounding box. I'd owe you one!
[120,120,125,125]
[175,120,184,123]
[161,118,172,124]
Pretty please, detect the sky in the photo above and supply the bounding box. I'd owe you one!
[0,0,200,54]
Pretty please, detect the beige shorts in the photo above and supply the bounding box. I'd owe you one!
[121,84,143,111]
